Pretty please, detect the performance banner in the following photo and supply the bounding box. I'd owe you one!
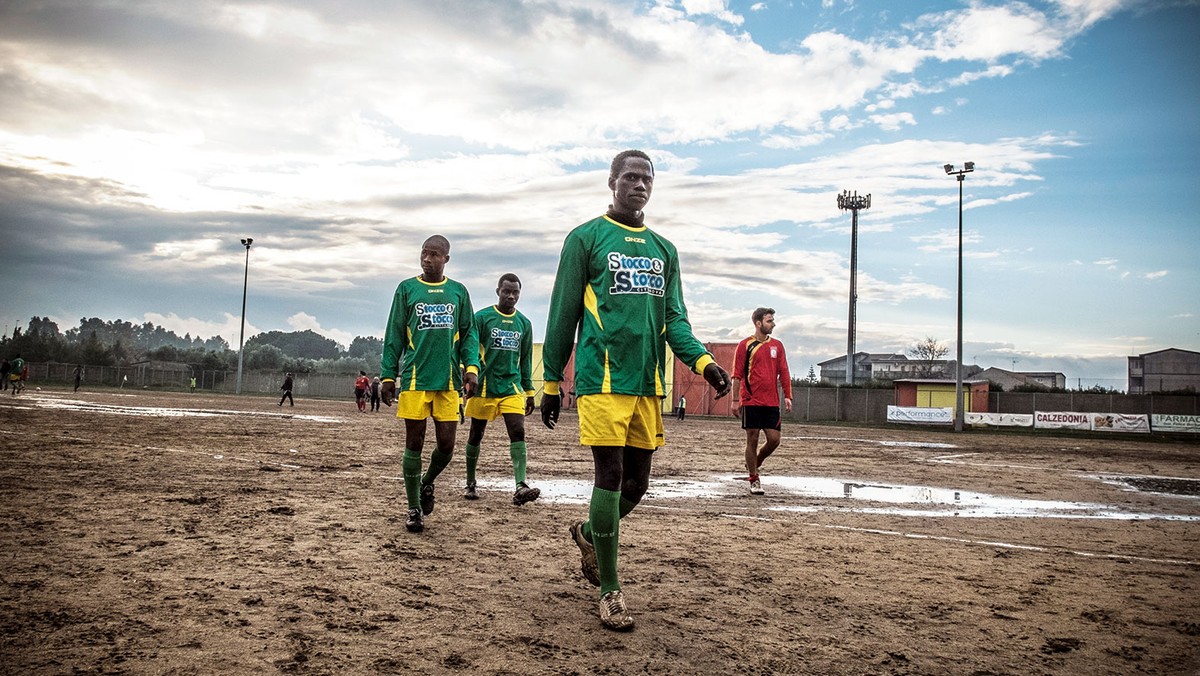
[1034,411,1092,430]
[887,405,953,424]
[1090,413,1150,433]
[965,412,1033,427]
[1150,414,1200,433]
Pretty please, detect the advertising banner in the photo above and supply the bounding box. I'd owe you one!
[965,412,1034,428]
[1150,414,1200,433]
[887,405,953,424]
[1034,411,1091,430]
[1090,413,1150,433]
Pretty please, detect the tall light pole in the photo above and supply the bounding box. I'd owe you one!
[837,190,871,385]
[943,162,974,431]
[236,237,254,394]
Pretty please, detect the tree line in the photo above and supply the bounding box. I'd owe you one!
[1,316,383,375]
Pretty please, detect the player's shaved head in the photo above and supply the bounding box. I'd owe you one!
[423,235,450,254]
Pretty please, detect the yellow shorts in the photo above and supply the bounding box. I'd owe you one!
[577,393,663,449]
[396,390,460,422]
[464,394,526,421]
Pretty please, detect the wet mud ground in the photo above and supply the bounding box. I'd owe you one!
[1,388,1198,675]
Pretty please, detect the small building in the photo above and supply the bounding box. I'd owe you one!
[894,379,989,413]
[977,367,1065,390]
[1128,348,1200,394]
[820,353,979,384]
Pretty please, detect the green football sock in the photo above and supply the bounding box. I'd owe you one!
[582,496,638,543]
[589,486,621,595]
[402,449,423,509]
[464,443,480,484]
[421,448,454,486]
[509,441,527,485]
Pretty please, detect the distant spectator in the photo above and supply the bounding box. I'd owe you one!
[370,376,382,412]
[279,372,294,407]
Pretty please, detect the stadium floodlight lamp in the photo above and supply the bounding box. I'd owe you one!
[943,162,976,431]
[837,190,872,388]
[236,237,254,394]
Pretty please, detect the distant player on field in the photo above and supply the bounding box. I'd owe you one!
[731,307,792,495]
[379,235,479,534]
[460,273,540,505]
[541,149,732,631]
[8,354,24,395]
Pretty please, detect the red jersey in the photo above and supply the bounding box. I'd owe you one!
[732,336,792,407]
[355,375,370,390]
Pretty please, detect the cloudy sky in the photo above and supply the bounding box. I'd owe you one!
[1,0,1196,389]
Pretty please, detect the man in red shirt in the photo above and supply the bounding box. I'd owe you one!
[731,308,792,495]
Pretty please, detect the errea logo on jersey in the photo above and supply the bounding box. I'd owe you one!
[624,236,646,244]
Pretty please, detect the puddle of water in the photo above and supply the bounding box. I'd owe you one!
[786,435,959,449]
[501,475,1200,521]
[27,395,342,423]
[1092,475,1200,498]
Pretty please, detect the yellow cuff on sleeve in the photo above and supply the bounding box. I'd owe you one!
[465,365,479,375]
[381,378,395,384]
[544,381,561,396]
[693,354,715,375]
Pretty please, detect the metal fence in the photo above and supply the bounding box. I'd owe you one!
[17,362,1200,424]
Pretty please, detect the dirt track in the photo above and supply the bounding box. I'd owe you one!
[1,388,1198,675]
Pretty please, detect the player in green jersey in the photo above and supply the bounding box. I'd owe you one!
[460,273,540,505]
[379,235,480,534]
[541,150,732,631]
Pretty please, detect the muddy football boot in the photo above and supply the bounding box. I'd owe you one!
[750,478,764,495]
[599,590,634,631]
[420,483,436,515]
[405,508,424,533]
[513,482,540,506]
[463,481,479,500]
[569,521,601,587]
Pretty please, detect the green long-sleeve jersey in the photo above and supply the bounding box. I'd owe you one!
[543,214,712,397]
[380,276,478,391]
[474,305,534,398]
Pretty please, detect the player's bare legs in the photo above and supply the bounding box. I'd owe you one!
[757,428,781,468]
[744,428,761,477]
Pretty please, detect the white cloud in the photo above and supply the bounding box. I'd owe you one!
[870,112,917,131]
[142,311,256,349]
[286,312,354,349]
[1143,270,1169,280]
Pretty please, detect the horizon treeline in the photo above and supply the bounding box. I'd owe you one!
[1,316,383,375]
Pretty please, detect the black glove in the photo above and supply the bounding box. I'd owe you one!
[703,362,732,399]
[541,393,561,429]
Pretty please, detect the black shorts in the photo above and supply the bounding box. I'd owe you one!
[741,405,781,431]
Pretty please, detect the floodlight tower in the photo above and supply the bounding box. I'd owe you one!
[236,237,254,395]
[837,190,871,386]
[943,162,975,431]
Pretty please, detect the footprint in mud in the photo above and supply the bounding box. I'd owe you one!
[1041,637,1083,654]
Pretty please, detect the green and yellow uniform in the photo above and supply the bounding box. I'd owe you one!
[473,305,534,400]
[543,213,715,440]
[381,276,478,421]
